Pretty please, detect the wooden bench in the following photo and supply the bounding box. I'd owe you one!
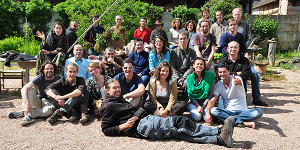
[0,70,25,92]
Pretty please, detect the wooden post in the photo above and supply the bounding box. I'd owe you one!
[267,39,277,66]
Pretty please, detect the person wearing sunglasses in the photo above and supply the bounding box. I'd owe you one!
[149,20,168,45]
[114,58,145,108]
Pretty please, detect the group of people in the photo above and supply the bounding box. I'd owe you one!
[7,7,268,148]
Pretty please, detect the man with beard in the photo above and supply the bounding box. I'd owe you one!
[134,17,152,44]
[192,19,216,73]
[8,62,61,126]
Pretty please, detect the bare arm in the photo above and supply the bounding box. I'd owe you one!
[207,45,215,66]
[21,82,35,114]
[205,94,219,124]
[123,84,145,99]
[119,116,138,131]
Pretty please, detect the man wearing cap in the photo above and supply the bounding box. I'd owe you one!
[150,20,168,43]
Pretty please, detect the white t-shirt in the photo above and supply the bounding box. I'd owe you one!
[213,75,247,112]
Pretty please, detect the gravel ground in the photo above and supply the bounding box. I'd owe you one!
[1,69,300,150]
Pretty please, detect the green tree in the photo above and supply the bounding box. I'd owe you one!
[171,5,200,23]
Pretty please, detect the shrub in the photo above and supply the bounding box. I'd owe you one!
[171,5,200,24]
[250,15,279,40]
[53,0,163,44]
[0,36,40,56]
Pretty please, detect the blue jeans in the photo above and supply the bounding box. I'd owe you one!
[137,115,218,144]
[188,100,207,122]
[210,107,263,125]
[250,65,262,101]
[140,74,150,86]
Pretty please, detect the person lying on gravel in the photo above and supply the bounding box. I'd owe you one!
[8,61,61,126]
[205,63,263,129]
[100,79,235,148]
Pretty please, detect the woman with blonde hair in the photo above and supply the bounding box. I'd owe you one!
[169,18,184,49]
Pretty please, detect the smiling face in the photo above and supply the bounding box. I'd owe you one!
[73,45,83,60]
[115,16,122,26]
[202,10,209,19]
[200,21,210,34]
[175,19,180,28]
[65,65,78,81]
[187,22,194,32]
[227,41,240,56]
[122,63,135,80]
[88,66,100,77]
[139,19,146,27]
[43,64,55,79]
[232,8,242,22]
[193,59,205,73]
[215,11,223,22]
[105,81,121,98]
[227,20,237,33]
[218,67,230,81]
[105,50,115,59]
[154,37,164,51]
[159,66,170,80]
[135,41,144,53]
[70,22,78,32]
[54,24,63,36]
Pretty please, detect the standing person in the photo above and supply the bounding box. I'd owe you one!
[196,7,213,31]
[101,79,235,148]
[8,62,61,126]
[186,57,215,121]
[205,63,263,129]
[210,10,227,52]
[109,15,126,51]
[84,14,105,56]
[114,58,145,108]
[45,63,86,125]
[170,31,195,87]
[232,8,251,48]
[169,18,184,50]
[192,19,216,72]
[134,17,152,44]
[64,44,91,81]
[149,36,170,75]
[144,61,187,117]
[65,21,79,57]
[128,38,150,85]
[184,20,197,50]
[36,22,67,75]
[149,20,168,44]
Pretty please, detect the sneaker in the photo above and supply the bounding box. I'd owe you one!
[79,113,89,124]
[21,114,35,126]
[218,116,235,148]
[253,100,268,106]
[8,111,23,119]
[46,109,62,125]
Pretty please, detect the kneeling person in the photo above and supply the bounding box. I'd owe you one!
[101,79,235,148]
[205,64,263,128]
[8,62,61,126]
[45,62,87,125]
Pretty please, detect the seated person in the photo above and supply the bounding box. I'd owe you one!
[128,38,150,85]
[149,36,170,75]
[149,20,168,45]
[205,64,263,128]
[144,61,187,117]
[8,62,61,126]
[45,62,87,125]
[64,44,91,81]
[101,79,235,148]
[114,58,145,108]
[187,57,215,121]
[36,22,67,75]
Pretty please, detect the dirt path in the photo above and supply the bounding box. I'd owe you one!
[0,69,300,149]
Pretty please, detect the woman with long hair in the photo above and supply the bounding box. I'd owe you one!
[144,61,187,118]
[184,20,197,50]
[148,36,170,75]
[186,57,215,121]
[36,22,68,75]
[169,18,184,49]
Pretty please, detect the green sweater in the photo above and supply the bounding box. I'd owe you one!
[186,71,215,101]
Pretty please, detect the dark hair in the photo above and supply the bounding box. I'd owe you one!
[177,30,189,39]
[104,79,119,90]
[171,18,183,29]
[193,57,206,78]
[92,14,99,19]
[184,20,196,32]
[199,18,211,27]
[217,62,230,71]
[153,35,168,60]
[53,21,66,35]
[134,38,144,45]
[39,61,57,75]
[123,58,135,66]
[65,62,78,71]
[153,61,173,82]
[140,17,147,22]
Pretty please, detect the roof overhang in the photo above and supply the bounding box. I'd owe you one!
[252,0,277,9]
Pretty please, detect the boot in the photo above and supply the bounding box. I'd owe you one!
[46,109,63,125]
[79,104,89,124]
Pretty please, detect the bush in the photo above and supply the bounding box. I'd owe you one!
[201,0,242,21]
[0,0,22,40]
[171,5,200,24]
[0,36,40,56]
[54,0,163,44]
[250,15,279,41]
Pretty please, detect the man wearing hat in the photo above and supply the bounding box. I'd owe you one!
[150,20,168,44]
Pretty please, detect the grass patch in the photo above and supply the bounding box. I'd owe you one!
[0,61,36,76]
[264,69,285,81]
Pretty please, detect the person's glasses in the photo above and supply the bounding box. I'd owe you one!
[123,66,134,70]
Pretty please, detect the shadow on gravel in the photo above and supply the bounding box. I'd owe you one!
[257,116,287,137]
[234,140,255,149]
[0,101,15,109]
